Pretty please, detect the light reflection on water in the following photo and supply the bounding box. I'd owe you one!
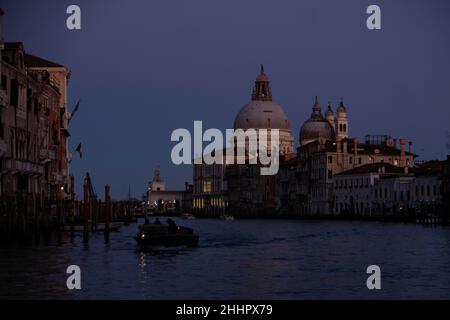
[1,218,450,299]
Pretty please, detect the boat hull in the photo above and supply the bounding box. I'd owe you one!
[134,224,199,247]
[134,233,199,247]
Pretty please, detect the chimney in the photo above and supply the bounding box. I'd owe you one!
[408,141,413,155]
[393,138,397,148]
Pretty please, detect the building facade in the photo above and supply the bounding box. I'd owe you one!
[147,168,185,214]
[334,162,443,218]
[0,9,72,231]
[294,96,415,215]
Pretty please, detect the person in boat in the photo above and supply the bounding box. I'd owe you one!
[166,218,177,233]
[154,217,161,225]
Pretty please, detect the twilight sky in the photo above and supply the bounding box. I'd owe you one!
[2,0,450,199]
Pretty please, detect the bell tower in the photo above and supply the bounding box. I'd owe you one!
[335,98,349,141]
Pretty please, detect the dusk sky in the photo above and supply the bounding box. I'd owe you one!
[2,0,450,199]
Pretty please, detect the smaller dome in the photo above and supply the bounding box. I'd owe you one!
[300,119,334,146]
[299,96,335,146]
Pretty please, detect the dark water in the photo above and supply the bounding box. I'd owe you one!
[1,218,450,299]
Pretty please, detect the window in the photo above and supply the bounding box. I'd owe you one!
[327,170,333,179]
[349,157,353,164]
[1,74,6,91]
[10,79,19,107]
[358,157,362,165]
[343,124,347,132]
[203,180,212,193]
[0,113,3,139]
[328,156,332,164]
[27,88,32,111]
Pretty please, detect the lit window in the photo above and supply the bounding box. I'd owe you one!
[203,181,212,193]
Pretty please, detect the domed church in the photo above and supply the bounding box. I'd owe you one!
[234,65,294,155]
[192,66,416,218]
[299,96,348,146]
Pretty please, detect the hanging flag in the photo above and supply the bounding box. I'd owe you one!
[75,143,82,159]
[68,100,80,123]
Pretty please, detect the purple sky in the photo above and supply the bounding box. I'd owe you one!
[2,0,450,199]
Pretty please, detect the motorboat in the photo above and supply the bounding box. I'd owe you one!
[134,223,199,247]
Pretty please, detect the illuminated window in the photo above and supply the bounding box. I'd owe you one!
[203,181,212,193]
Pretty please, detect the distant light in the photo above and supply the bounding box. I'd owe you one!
[60,186,64,191]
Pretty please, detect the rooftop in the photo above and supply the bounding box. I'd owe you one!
[24,53,64,68]
[336,163,406,176]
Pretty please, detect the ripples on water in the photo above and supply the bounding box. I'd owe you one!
[1,218,450,299]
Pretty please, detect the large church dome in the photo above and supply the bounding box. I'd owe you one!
[300,97,335,146]
[234,65,291,131]
[233,65,294,154]
[234,100,291,130]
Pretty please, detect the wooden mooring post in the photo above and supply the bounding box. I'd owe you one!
[104,184,110,243]
[83,175,89,244]
[70,175,75,239]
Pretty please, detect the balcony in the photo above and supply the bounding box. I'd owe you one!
[5,159,44,175]
[39,148,56,162]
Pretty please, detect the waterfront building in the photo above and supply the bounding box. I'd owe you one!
[192,157,227,217]
[294,96,416,215]
[191,64,419,217]
[333,162,443,217]
[409,162,443,216]
[0,41,71,201]
[147,168,183,214]
[24,52,71,197]
[0,10,73,235]
[442,155,450,223]
[333,163,407,216]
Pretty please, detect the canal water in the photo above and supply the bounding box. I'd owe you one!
[1,218,449,299]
